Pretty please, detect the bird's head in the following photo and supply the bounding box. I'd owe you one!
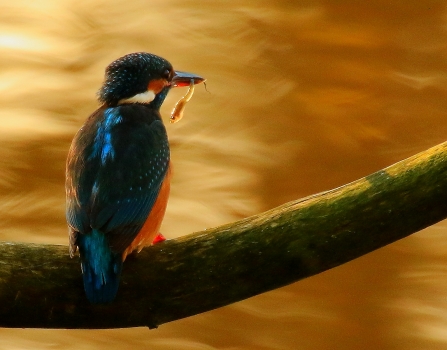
[98,52,204,108]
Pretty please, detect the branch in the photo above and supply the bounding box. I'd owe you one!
[2,141,447,329]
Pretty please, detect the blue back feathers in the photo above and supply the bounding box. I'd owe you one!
[66,104,170,304]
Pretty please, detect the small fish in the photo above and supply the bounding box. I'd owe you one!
[170,79,195,124]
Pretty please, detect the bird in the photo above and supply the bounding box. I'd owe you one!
[65,52,205,304]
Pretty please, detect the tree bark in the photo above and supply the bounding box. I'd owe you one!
[1,141,447,329]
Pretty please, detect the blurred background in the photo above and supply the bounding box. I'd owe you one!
[0,0,447,349]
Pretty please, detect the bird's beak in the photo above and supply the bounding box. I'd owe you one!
[171,71,206,88]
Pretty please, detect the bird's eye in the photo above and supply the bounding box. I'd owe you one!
[162,69,171,80]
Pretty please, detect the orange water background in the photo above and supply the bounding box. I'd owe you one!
[1,1,447,349]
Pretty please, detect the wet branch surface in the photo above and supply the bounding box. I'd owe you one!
[1,141,447,329]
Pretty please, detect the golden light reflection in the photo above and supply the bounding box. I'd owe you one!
[0,34,46,51]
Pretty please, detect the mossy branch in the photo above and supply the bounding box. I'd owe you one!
[1,141,447,329]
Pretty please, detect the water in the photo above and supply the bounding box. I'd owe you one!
[1,1,447,349]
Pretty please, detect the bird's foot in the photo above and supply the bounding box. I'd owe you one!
[152,233,166,244]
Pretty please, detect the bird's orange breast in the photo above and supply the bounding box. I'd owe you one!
[122,163,172,260]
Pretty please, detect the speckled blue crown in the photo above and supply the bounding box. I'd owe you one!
[98,52,172,106]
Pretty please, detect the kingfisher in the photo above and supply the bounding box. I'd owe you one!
[65,52,205,304]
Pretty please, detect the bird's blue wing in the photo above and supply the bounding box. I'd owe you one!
[66,105,170,253]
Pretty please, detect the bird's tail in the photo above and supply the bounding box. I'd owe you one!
[78,229,123,304]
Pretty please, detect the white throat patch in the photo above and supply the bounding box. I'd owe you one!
[118,90,156,105]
